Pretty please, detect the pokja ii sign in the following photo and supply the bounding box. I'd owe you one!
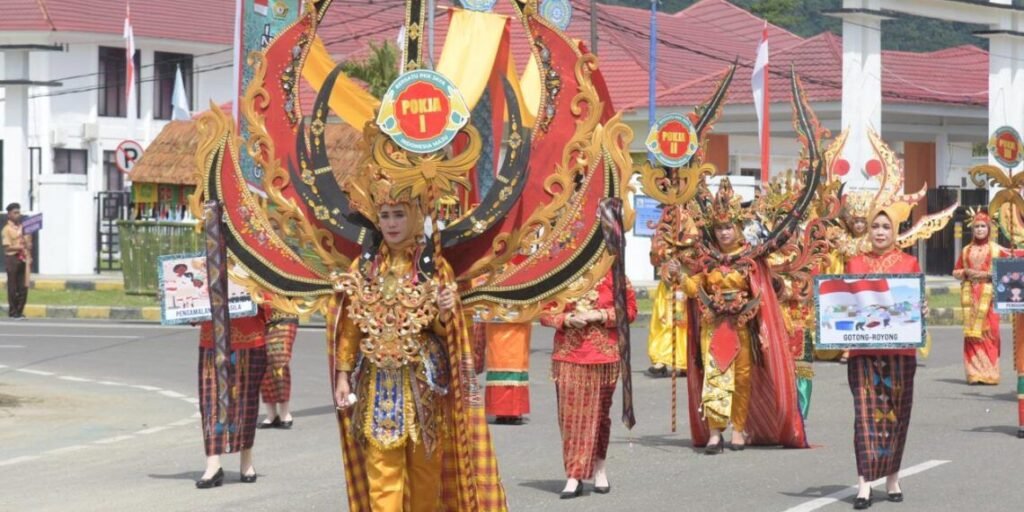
[645,113,699,168]
[989,126,1024,168]
[376,70,470,154]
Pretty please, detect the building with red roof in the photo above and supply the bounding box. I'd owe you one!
[0,0,994,276]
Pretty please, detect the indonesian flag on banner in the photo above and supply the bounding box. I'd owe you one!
[751,21,769,183]
[124,3,135,117]
[819,279,895,309]
[254,0,269,16]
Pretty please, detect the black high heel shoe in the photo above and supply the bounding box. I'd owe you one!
[278,418,293,429]
[559,482,583,499]
[853,495,873,510]
[704,437,725,455]
[240,468,258,483]
[887,485,903,503]
[593,484,611,494]
[195,468,224,489]
[258,417,281,429]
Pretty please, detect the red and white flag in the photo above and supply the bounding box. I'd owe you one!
[254,0,269,16]
[751,21,770,184]
[819,279,895,309]
[123,3,135,118]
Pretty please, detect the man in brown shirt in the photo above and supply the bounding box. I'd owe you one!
[3,203,28,318]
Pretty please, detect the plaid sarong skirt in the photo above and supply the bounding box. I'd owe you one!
[260,319,297,404]
[848,355,916,481]
[199,346,267,456]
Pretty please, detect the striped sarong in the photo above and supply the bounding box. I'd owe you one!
[848,355,915,480]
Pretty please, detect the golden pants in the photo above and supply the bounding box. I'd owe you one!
[364,440,442,512]
[700,325,752,432]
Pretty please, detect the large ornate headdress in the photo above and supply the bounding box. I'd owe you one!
[824,129,957,249]
[707,178,749,226]
[188,0,634,321]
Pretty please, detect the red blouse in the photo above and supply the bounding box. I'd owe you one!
[845,250,920,358]
[199,305,271,350]
[540,273,638,365]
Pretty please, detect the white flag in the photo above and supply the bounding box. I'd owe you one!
[123,4,135,118]
[172,65,190,120]
[751,22,769,157]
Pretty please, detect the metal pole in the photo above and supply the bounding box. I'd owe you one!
[590,0,598,55]
[648,0,657,163]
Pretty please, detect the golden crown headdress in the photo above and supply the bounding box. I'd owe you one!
[965,207,992,227]
[707,177,750,226]
[826,129,957,248]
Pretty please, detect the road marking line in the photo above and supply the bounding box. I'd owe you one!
[46,445,89,455]
[182,397,199,405]
[15,369,54,376]
[0,334,140,339]
[0,364,6,368]
[0,345,25,348]
[59,376,93,383]
[781,460,951,512]
[158,390,186,398]
[0,456,41,467]
[131,385,162,392]
[93,435,135,445]
[136,426,172,435]
[95,381,125,386]
[170,418,196,427]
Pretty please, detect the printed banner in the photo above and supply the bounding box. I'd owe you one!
[993,258,1024,313]
[157,252,257,325]
[814,273,925,350]
[633,195,660,238]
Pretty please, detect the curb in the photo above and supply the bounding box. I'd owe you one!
[0,304,976,328]
[0,279,125,292]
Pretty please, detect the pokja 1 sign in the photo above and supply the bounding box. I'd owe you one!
[989,126,1024,168]
[376,70,470,154]
[645,114,699,168]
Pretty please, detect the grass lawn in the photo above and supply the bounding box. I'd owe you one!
[0,288,158,308]
[926,291,960,309]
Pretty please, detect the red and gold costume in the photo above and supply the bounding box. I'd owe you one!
[198,307,270,456]
[953,210,1007,385]
[541,273,636,480]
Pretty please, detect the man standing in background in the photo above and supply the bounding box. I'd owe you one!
[3,203,29,319]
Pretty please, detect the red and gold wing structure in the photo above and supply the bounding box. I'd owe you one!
[189,0,633,319]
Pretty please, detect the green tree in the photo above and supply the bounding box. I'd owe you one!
[340,41,399,99]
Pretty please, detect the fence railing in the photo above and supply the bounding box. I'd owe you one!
[118,220,201,295]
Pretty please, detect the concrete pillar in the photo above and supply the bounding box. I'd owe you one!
[935,131,950,187]
[983,33,1024,203]
[839,0,885,191]
[38,175,95,275]
[2,50,30,207]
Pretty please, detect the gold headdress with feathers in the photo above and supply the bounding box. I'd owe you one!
[707,177,750,226]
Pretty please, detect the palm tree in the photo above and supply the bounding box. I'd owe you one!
[340,41,400,99]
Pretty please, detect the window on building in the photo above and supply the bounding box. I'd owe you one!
[54,148,88,175]
[153,52,193,120]
[98,46,141,118]
[102,150,125,191]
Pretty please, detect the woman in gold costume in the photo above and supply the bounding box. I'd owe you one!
[330,177,506,511]
[676,179,808,454]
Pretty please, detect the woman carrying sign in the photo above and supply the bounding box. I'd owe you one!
[840,138,955,508]
[195,305,271,488]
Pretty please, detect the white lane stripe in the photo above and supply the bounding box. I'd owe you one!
[170,418,196,427]
[158,390,186,398]
[96,381,125,386]
[136,426,172,435]
[0,364,6,368]
[0,456,41,467]
[15,369,54,376]
[46,445,89,455]
[781,460,951,512]
[93,435,134,445]
[0,334,140,339]
[131,385,162,392]
[59,376,93,383]
[0,345,25,348]
[182,397,199,405]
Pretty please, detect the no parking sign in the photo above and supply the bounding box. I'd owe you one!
[115,140,144,175]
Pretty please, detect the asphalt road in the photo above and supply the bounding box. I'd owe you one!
[1,319,1023,511]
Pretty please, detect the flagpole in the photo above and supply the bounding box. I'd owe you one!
[753,21,770,185]
[648,0,657,163]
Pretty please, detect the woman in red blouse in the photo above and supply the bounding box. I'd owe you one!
[195,306,271,489]
[845,210,927,509]
[540,272,637,499]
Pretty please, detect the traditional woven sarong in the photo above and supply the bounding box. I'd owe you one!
[484,322,531,417]
[552,361,618,480]
[199,346,267,456]
[260,318,297,404]
[848,355,915,480]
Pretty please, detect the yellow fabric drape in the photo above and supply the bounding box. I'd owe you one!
[504,56,536,128]
[301,36,380,129]
[647,282,687,370]
[519,53,541,125]
[436,9,509,112]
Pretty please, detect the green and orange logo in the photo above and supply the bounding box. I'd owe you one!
[376,70,470,154]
